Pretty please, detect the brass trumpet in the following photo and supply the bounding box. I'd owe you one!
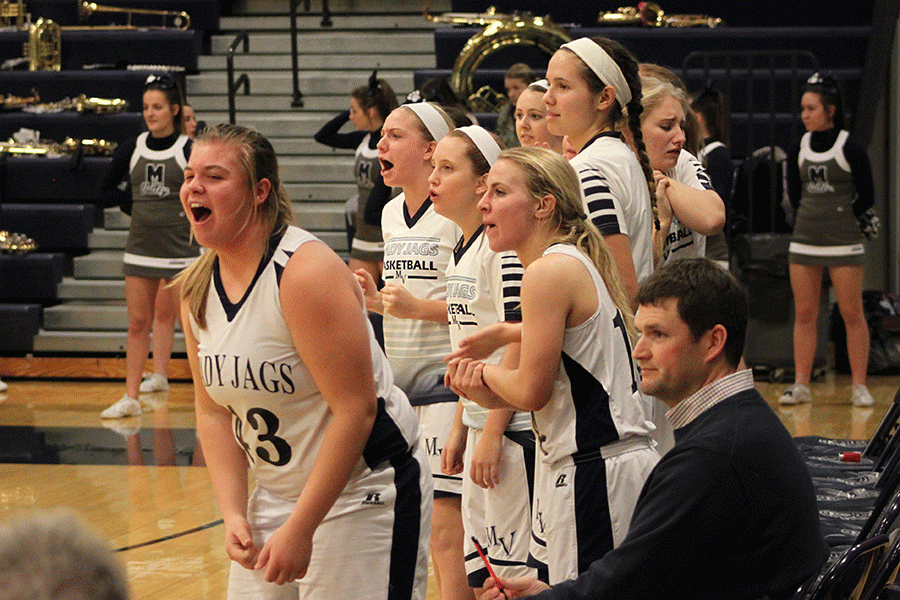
[598,3,723,28]
[74,1,190,30]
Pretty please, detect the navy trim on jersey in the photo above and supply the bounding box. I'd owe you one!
[574,457,613,574]
[214,230,286,322]
[387,449,424,600]
[561,352,619,452]
[453,225,485,263]
[505,429,536,503]
[580,131,623,151]
[362,397,414,470]
[403,197,434,228]
[501,254,524,322]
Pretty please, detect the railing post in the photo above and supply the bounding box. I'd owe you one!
[227,30,250,124]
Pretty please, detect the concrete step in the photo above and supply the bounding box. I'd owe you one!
[74,250,125,280]
[57,277,125,300]
[189,111,366,139]
[42,302,127,331]
[219,14,440,31]
[198,52,434,71]
[209,31,433,55]
[190,94,368,113]
[186,71,414,96]
[32,329,186,353]
[235,0,449,15]
[89,228,128,248]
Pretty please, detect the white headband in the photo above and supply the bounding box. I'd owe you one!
[562,38,632,108]
[529,79,549,92]
[456,125,501,167]
[404,102,450,142]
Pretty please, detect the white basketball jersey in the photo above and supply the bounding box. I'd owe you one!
[570,133,654,284]
[531,244,653,464]
[662,150,713,263]
[191,226,421,502]
[380,193,460,402]
[445,227,530,431]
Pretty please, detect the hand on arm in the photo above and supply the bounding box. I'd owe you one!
[444,321,522,362]
[659,173,725,236]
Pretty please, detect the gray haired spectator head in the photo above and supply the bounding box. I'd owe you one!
[0,509,130,600]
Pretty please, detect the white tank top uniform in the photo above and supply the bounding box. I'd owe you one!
[192,226,432,600]
[569,132,654,284]
[446,226,537,585]
[529,243,659,585]
[662,150,714,263]
[381,193,462,494]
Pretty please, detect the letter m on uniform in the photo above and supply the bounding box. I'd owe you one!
[146,163,165,184]
[808,165,827,184]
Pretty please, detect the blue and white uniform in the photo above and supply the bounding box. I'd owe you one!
[192,226,432,600]
[445,227,536,586]
[529,244,659,585]
[570,132,654,284]
[381,194,462,495]
[662,150,715,263]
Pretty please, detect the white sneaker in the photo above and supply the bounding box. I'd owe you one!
[101,394,142,419]
[851,384,874,407]
[0,378,7,393]
[779,383,811,405]
[139,372,169,393]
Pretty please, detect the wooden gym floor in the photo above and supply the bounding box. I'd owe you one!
[0,371,898,599]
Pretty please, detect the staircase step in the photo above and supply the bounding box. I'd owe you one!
[219,14,440,31]
[186,72,414,96]
[42,302,127,331]
[57,277,125,300]
[199,53,433,71]
[89,229,128,249]
[209,31,433,55]
[73,251,124,280]
[32,329,186,353]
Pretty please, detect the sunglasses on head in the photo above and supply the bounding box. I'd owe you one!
[145,73,176,90]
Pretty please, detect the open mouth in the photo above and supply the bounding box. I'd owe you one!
[190,202,211,223]
[380,158,394,174]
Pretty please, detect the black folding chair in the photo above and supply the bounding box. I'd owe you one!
[800,534,890,600]
[860,532,900,600]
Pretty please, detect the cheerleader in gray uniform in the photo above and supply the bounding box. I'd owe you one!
[314,71,399,284]
[780,73,877,407]
[100,73,199,418]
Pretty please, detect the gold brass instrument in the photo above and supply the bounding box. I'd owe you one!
[75,1,190,30]
[450,13,571,113]
[0,136,117,156]
[423,2,509,25]
[23,2,192,70]
[0,0,25,28]
[0,89,40,110]
[0,231,37,254]
[598,3,723,27]
[25,18,61,70]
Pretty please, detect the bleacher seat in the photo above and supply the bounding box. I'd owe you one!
[0,112,144,145]
[0,28,201,73]
[0,303,42,352]
[0,70,170,111]
[0,252,66,303]
[1,156,111,203]
[0,204,96,253]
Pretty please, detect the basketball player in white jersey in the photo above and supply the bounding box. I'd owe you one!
[448,147,659,585]
[178,124,431,600]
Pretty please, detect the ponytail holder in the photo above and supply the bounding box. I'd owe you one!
[562,38,632,108]
[367,69,379,97]
[404,102,450,142]
[457,125,501,166]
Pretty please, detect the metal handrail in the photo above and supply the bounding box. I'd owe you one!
[226,30,250,125]
[290,0,332,108]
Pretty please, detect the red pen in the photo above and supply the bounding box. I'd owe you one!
[472,536,507,598]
